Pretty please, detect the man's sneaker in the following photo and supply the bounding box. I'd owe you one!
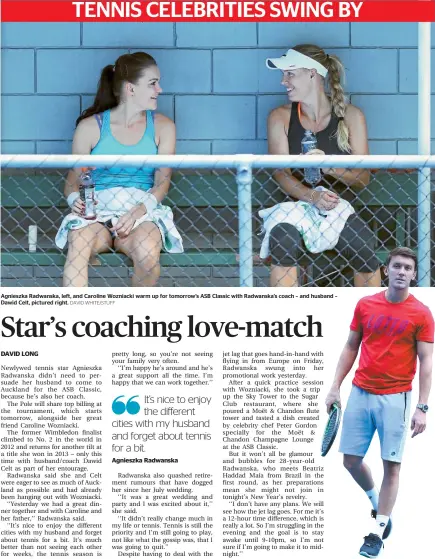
[359,533,384,558]
[371,510,392,539]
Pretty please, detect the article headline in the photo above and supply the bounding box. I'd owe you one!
[2,0,434,22]
[1,315,323,342]
[70,1,364,19]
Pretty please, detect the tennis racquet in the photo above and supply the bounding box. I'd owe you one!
[321,403,341,457]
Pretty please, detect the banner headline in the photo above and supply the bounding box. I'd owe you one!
[2,1,435,22]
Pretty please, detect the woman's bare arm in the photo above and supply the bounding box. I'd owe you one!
[63,117,99,197]
[326,104,370,189]
[150,113,176,203]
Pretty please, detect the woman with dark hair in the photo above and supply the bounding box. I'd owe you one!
[263,44,381,287]
[56,52,183,287]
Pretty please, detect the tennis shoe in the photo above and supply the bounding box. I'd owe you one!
[371,510,392,539]
[359,533,384,558]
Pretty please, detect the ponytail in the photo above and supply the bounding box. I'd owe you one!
[76,65,118,127]
[325,55,351,153]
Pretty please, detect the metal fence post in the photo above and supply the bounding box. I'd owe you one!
[236,163,253,287]
[417,167,431,286]
[418,23,431,286]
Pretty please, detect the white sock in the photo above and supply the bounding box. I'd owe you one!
[373,515,389,539]
[365,487,379,511]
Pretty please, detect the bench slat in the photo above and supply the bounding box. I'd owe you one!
[1,251,238,267]
[1,248,396,268]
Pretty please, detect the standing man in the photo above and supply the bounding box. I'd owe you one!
[325,247,433,558]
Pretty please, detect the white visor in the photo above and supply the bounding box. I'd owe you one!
[266,49,328,78]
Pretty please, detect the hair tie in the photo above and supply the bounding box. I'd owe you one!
[338,117,344,121]
[326,54,330,60]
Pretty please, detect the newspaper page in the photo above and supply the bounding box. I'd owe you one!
[2,4,435,559]
[1,287,434,559]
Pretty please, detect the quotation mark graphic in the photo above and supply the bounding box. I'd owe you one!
[112,395,140,415]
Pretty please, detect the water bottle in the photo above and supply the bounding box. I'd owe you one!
[301,130,321,185]
[79,168,96,220]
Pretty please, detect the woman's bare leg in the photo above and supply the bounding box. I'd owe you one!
[63,223,112,287]
[270,265,299,287]
[115,222,163,287]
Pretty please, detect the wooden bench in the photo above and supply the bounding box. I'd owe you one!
[1,170,419,285]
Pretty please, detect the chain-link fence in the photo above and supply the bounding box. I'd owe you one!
[1,155,434,287]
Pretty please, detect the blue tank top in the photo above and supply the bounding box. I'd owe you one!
[91,109,157,191]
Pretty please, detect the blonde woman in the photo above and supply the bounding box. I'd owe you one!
[265,44,381,287]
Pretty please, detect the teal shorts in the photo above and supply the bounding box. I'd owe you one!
[339,385,412,463]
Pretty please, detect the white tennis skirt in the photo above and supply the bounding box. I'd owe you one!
[55,187,184,253]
